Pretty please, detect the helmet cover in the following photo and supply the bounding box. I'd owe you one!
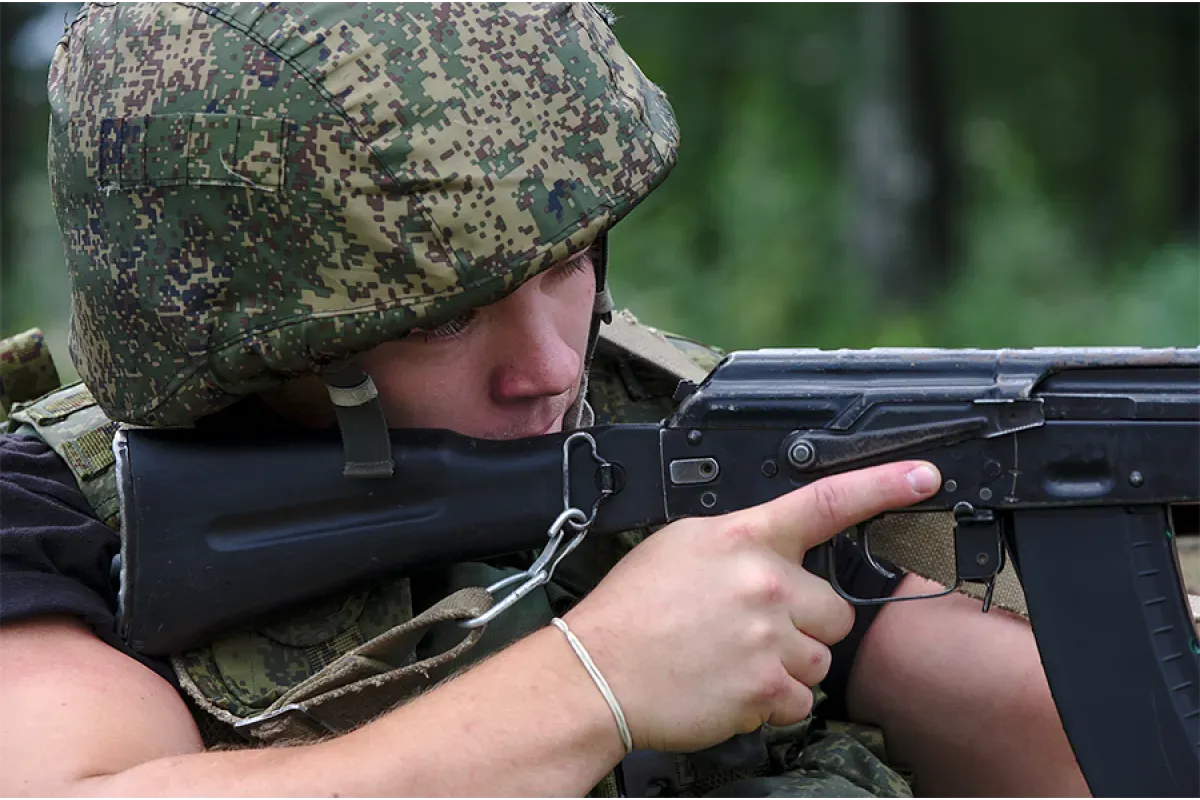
[48,2,678,426]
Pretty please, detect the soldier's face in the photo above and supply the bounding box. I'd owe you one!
[355,251,596,439]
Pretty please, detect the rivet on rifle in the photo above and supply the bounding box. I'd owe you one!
[976,552,990,566]
[787,440,816,469]
[687,430,703,445]
[701,491,717,509]
[979,487,993,501]
[761,459,778,477]
[944,479,958,493]
[1128,470,1144,488]
[984,459,1002,478]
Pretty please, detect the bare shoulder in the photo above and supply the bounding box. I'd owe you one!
[0,616,204,795]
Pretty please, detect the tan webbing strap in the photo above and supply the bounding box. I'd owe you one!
[599,310,710,387]
[865,513,1028,616]
[865,514,1200,623]
[178,587,494,744]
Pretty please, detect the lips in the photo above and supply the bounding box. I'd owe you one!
[499,415,564,440]
[488,395,574,439]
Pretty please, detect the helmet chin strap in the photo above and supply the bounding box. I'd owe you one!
[564,232,613,431]
[591,232,615,325]
[322,364,395,478]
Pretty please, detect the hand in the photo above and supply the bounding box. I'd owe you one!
[563,460,942,753]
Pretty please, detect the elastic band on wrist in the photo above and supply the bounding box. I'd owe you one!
[551,617,633,754]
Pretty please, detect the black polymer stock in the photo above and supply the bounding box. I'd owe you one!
[114,347,1200,796]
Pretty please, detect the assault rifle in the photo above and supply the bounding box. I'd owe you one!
[113,348,1200,796]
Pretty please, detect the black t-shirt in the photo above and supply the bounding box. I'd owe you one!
[0,432,176,682]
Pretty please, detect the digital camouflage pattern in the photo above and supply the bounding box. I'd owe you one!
[0,328,60,415]
[703,728,912,798]
[3,376,124,529]
[48,2,678,427]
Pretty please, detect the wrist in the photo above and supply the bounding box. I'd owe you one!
[525,624,630,765]
[550,617,633,754]
[326,623,628,796]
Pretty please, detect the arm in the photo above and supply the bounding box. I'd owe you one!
[0,615,624,797]
[2,461,941,797]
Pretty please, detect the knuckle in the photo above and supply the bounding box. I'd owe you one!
[836,604,855,642]
[720,518,758,549]
[745,618,779,650]
[829,591,856,641]
[751,668,792,707]
[808,643,833,684]
[793,684,815,719]
[768,685,814,727]
[810,481,846,527]
[740,563,788,607]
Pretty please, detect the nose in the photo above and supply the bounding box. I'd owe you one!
[487,284,582,404]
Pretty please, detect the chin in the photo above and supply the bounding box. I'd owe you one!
[479,416,565,440]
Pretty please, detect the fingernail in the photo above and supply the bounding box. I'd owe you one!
[906,464,939,495]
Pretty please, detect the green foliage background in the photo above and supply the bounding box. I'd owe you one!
[603,4,1199,351]
[1,3,1197,382]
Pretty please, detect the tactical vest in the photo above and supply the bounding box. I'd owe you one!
[2,321,910,799]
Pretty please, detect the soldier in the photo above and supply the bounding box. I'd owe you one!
[0,4,1086,796]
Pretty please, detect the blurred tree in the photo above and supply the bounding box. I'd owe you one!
[1167,4,1199,237]
[904,3,958,292]
[846,3,959,309]
[846,3,920,307]
[1,4,43,289]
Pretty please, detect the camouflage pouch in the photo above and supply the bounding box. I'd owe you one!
[0,328,61,418]
[172,560,568,746]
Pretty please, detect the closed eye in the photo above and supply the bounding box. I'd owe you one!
[410,249,593,342]
[415,310,476,342]
[543,249,593,284]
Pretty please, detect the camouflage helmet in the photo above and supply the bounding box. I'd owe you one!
[48,2,678,427]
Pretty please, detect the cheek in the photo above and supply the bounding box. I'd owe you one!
[358,342,480,427]
[558,272,598,354]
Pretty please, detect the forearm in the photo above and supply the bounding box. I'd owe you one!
[72,626,625,797]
